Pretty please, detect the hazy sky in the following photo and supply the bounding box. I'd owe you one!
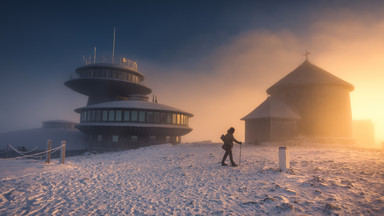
[1,0,383,144]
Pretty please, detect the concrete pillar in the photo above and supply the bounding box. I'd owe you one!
[279,147,290,171]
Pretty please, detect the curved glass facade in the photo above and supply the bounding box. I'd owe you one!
[77,68,141,84]
[80,109,189,126]
[68,60,193,147]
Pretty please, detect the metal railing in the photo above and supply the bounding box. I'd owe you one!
[68,72,149,88]
[83,55,138,71]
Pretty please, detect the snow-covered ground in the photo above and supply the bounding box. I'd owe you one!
[0,143,383,215]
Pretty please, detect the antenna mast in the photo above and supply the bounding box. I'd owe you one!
[112,27,116,64]
[94,46,97,63]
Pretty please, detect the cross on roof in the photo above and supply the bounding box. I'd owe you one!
[304,50,311,60]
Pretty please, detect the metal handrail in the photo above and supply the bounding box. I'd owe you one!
[83,55,138,71]
[68,72,150,87]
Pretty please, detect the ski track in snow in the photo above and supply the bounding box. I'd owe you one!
[0,143,383,215]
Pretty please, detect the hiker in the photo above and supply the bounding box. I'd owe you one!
[221,127,242,166]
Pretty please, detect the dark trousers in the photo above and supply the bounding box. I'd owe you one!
[222,149,235,164]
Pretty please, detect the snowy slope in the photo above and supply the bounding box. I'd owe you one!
[0,143,383,215]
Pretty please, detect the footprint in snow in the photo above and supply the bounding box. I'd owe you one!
[79,178,90,184]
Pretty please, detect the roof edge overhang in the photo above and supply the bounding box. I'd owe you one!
[267,83,355,95]
[74,101,194,117]
[241,97,300,120]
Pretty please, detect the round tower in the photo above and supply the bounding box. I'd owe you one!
[65,58,193,149]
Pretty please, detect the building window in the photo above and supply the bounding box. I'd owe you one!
[131,136,138,142]
[167,113,172,124]
[96,110,101,121]
[94,69,106,78]
[139,111,145,122]
[84,111,88,121]
[183,116,187,125]
[112,71,118,79]
[128,73,132,82]
[102,110,108,121]
[154,112,160,123]
[81,111,86,122]
[149,136,156,143]
[122,72,127,81]
[123,110,130,121]
[112,135,119,142]
[172,113,177,124]
[115,110,122,121]
[107,70,113,79]
[87,111,91,122]
[108,110,115,121]
[131,110,138,122]
[161,112,167,124]
[81,109,189,125]
[147,111,154,123]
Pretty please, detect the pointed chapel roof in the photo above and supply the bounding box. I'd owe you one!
[241,97,300,120]
[267,60,354,94]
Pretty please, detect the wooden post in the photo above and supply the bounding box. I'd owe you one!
[279,147,290,171]
[61,140,66,164]
[46,140,52,163]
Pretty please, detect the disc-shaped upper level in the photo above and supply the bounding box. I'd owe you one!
[65,63,152,98]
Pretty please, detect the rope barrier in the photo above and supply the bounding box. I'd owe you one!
[9,146,38,155]
[8,144,36,156]
[1,144,64,160]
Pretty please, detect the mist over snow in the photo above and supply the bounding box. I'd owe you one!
[144,11,384,144]
[0,2,383,146]
[1,2,384,215]
[1,143,383,215]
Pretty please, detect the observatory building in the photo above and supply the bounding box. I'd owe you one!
[65,58,193,149]
[242,59,354,144]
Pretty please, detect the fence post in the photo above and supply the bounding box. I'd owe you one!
[46,140,52,163]
[61,140,66,164]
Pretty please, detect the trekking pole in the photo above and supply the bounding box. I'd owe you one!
[239,143,242,165]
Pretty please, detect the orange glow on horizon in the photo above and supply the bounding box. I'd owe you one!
[145,12,384,147]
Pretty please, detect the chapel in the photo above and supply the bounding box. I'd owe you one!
[242,59,354,144]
